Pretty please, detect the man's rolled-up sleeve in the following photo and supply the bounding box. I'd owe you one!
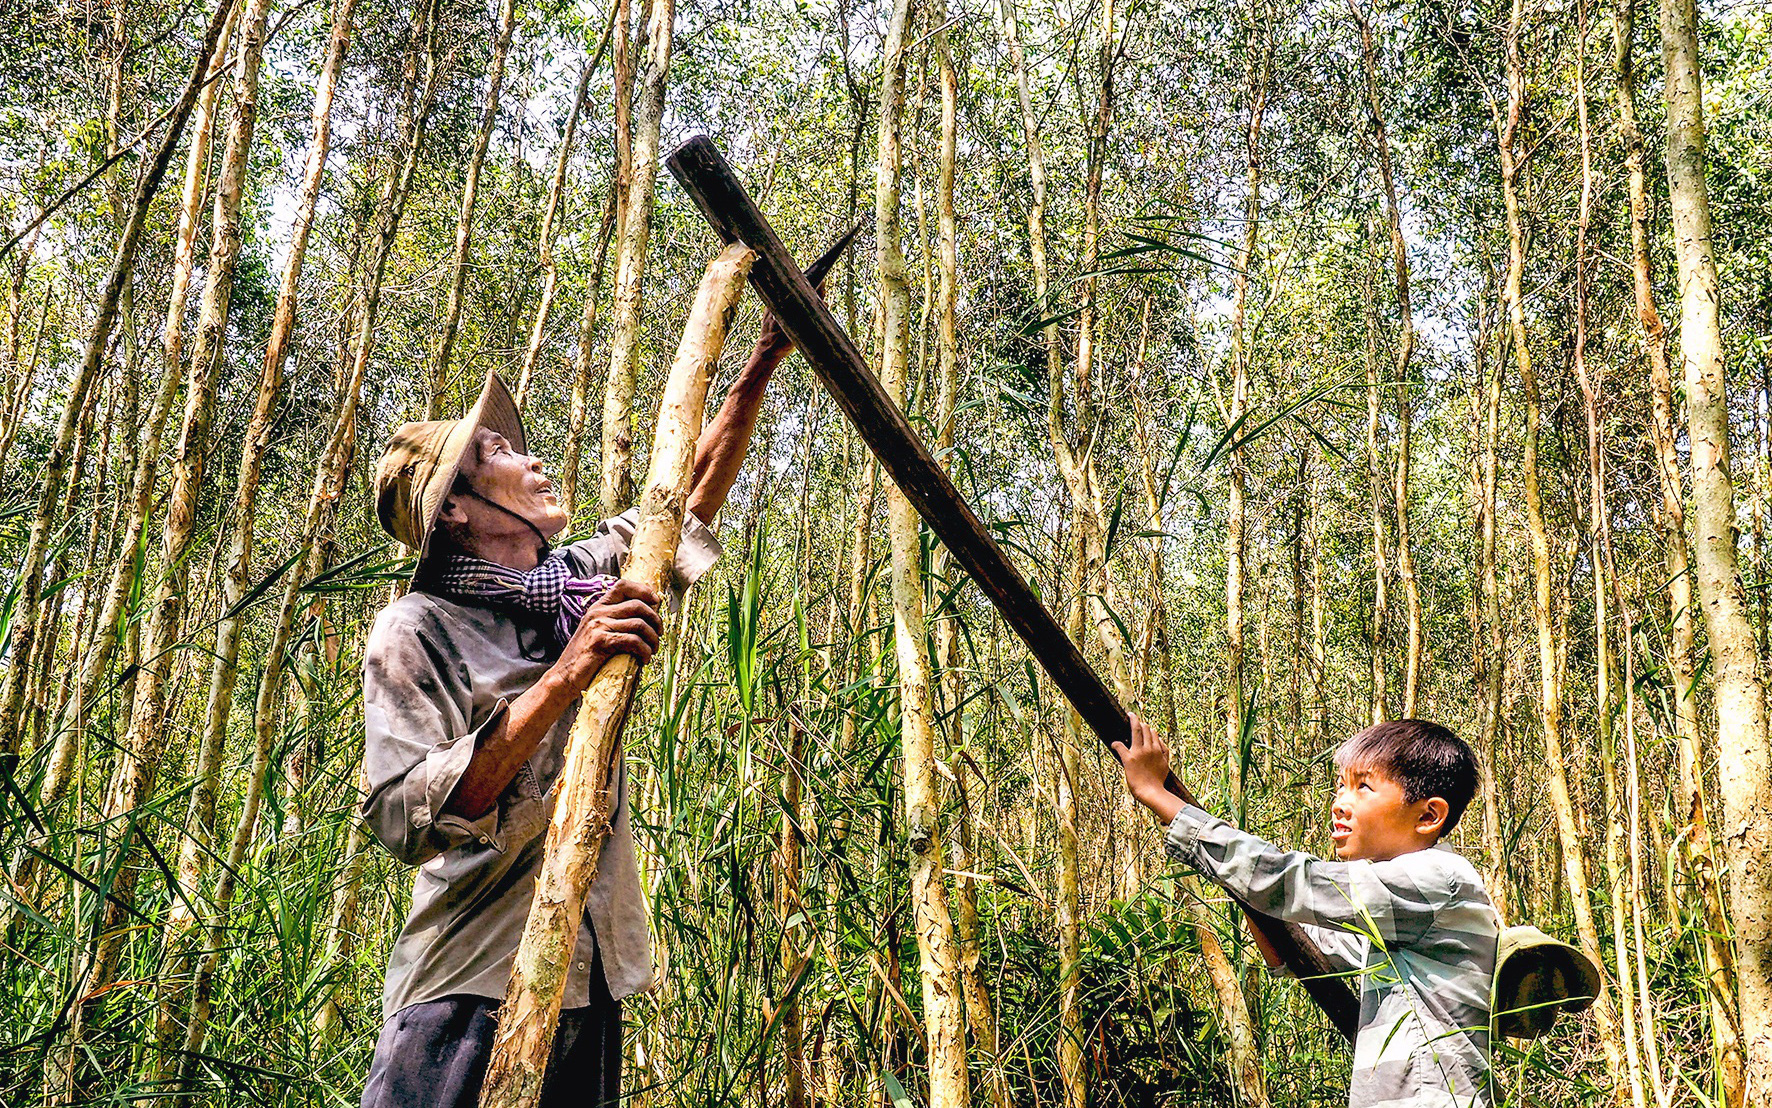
[562,507,723,598]
[361,615,515,865]
[1164,803,1445,952]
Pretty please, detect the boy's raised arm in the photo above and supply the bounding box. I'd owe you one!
[1116,714,1445,952]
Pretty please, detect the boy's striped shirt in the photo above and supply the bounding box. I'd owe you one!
[1165,806,1500,1108]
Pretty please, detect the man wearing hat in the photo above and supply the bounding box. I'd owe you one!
[358,313,794,1108]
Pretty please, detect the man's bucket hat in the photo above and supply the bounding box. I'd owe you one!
[374,372,527,578]
[1491,924,1602,1039]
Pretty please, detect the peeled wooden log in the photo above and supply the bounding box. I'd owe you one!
[480,241,757,1108]
[665,134,1360,1041]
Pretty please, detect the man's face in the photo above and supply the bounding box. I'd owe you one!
[444,428,569,545]
[1328,763,1445,862]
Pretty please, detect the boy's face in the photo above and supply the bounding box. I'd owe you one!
[1329,763,1449,862]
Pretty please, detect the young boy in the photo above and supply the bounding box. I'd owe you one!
[1115,714,1501,1108]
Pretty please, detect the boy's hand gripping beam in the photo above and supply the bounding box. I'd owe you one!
[666,134,1359,1042]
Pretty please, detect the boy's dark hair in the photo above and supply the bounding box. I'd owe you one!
[1334,720,1480,835]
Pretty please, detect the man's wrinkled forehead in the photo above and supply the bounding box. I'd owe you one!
[465,427,510,470]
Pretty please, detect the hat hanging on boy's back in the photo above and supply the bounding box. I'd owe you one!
[1491,925,1603,1039]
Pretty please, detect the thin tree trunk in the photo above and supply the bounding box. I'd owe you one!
[836,448,879,765]
[426,0,519,414]
[1290,454,1305,739]
[1473,275,1511,922]
[313,797,373,1042]
[1362,225,1389,726]
[0,293,46,481]
[561,0,633,516]
[1617,599,1671,1108]
[48,383,117,741]
[598,0,675,514]
[1129,309,1180,740]
[514,40,598,409]
[998,0,1060,392]
[22,380,102,760]
[1308,466,1326,751]
[1494,0,1629,1086]
[1612,0,1741,1094]
[1224,10,1268,815]
[562,179,620,517]
[1351,0,1421,714]
[778,710,810,1108]
[1570,10,1649,1095]
[1660,0,1772,1088]
[515,4,618,411]
[0,213,47,481]
[927,16,1007,1098]
[874,2,967,1101]
[1056,534,1089,1108]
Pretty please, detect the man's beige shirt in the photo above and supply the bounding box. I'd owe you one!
[361,509,721,1019]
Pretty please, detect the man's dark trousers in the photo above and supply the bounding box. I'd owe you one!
[361,979,620,1108]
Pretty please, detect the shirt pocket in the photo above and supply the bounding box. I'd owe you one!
[500,760,550,849]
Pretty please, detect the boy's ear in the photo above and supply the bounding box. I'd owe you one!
[1417,797,1450,838]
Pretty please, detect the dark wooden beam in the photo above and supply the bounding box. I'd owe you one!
[666,133,1360,1042]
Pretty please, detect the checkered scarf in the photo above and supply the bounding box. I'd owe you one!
[422,551,619,647]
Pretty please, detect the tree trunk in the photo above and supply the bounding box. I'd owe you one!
[598,0,675,515]
[777,709,811,1108]
[21,377,102,761]
[1056,535,1089,1108]
[1351,0,1421,714]
[0,280,50,481]
[1224,12,1268,816]
[1362,226,1389,726]
[1495,0,1630,1086]
[1660,0,1772,1089]
[1130,309,1181,741]
[481,243,752,1108]
[998,0,1061,392]
[515,44,598,409]
[1570,13,1650,1096]
[874,3,967,1102]
[1473,274,1511,922]
[426,0,519,415]
[1612,0,1741,1095]
[563,178,621,517]
[927,11,1006,1105]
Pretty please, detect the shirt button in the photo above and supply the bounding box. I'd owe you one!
[577,961,587,971]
